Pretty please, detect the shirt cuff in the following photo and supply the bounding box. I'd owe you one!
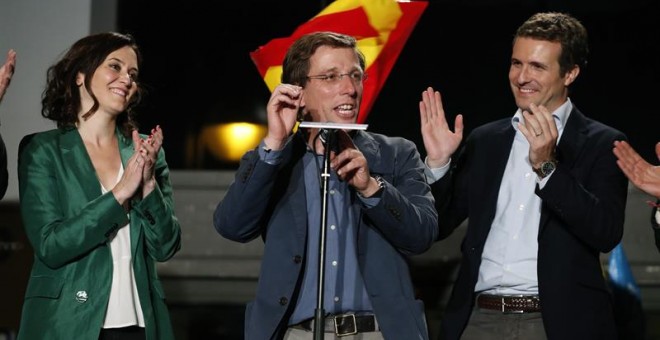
[424,157,451,184]
[258,140,283,165]
[536,169,554,188]
[358,195,381,208]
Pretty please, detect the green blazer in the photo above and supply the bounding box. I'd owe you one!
[17,128,181,340]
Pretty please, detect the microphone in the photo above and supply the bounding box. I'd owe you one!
[318,128,332,145]
[298,122,368,153]
[318,128,340,153]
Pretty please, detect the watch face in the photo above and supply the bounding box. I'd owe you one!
[541,161,556,176]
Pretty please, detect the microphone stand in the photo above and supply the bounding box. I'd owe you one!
[313,128,334,340]
[297,122,367,339]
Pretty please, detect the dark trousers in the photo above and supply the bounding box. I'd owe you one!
[461,306,546,340]
[99,326,145,340]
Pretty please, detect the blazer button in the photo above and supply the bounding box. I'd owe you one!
[75,290,88,303]
[293,255,302,264]
[279,297,288,306]
[145,211,156,225]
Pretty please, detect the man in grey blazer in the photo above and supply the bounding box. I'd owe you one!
[420,12,628,340]
[214,32,438,339]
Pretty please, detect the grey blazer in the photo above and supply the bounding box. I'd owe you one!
[214,130,438,339]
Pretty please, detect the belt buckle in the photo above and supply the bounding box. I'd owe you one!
[334,314,358,337]
[501,296,524,314]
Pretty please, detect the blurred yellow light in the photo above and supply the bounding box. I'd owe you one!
[200,122,267,162]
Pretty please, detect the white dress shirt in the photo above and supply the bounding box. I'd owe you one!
[101,165,145,328]
[427,99,573,296]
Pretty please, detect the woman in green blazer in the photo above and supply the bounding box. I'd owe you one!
[17,32,181,340]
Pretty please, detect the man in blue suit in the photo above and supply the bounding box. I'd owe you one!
[420,12,628,340]
[214,31,438,339]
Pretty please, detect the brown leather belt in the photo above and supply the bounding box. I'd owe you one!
[297,313,378,336]
[477,294,541,313]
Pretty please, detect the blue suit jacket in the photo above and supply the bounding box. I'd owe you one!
[17,128,181,340]
[432,107,628,340]
[214,130,438,339]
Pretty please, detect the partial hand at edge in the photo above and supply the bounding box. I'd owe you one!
[0,49,17,103]
[419,87,463,169]
[613,140,660,199]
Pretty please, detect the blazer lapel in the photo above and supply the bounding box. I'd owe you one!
[117,129,136,170]
[60,128,101,202]
[351,131,382,222]
[354,131,382,174]
[554,107,588,172]
[280,137,309,244]
[117,131,144,257]
[539,107,588,232]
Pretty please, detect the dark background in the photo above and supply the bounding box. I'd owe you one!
[117,0,659,170]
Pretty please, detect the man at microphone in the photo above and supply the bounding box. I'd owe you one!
[213,31,438,339]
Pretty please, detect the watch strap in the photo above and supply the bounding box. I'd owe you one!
[533,159,557,179]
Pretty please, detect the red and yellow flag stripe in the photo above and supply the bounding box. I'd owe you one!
[250,0,428,123]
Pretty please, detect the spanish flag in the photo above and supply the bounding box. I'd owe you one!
[250,0,428,123]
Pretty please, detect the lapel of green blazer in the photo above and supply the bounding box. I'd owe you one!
[117,129,134,170]
[60,128,102,202]
[117,130,143,258]
[61,128,142,256]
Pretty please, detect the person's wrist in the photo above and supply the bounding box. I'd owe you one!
[143,177,156,189]
[532,158,557,179]
[111,186,131,206]
[426,156,450,169]
[142,178,156,197]
[263,135,285,151]
[357,176,384,198]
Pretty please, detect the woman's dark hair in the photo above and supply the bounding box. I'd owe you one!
[41,32,143,136]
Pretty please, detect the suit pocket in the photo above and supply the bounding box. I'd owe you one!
[24,275,64,300]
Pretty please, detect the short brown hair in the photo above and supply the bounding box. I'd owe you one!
[281,31,366,87]
[515,12,589,75]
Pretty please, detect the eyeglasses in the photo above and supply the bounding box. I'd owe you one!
[306,71,367,85]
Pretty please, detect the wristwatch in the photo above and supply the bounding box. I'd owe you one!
[533,159,557,179]
[357,175,385,198]
[373,175,386,196]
